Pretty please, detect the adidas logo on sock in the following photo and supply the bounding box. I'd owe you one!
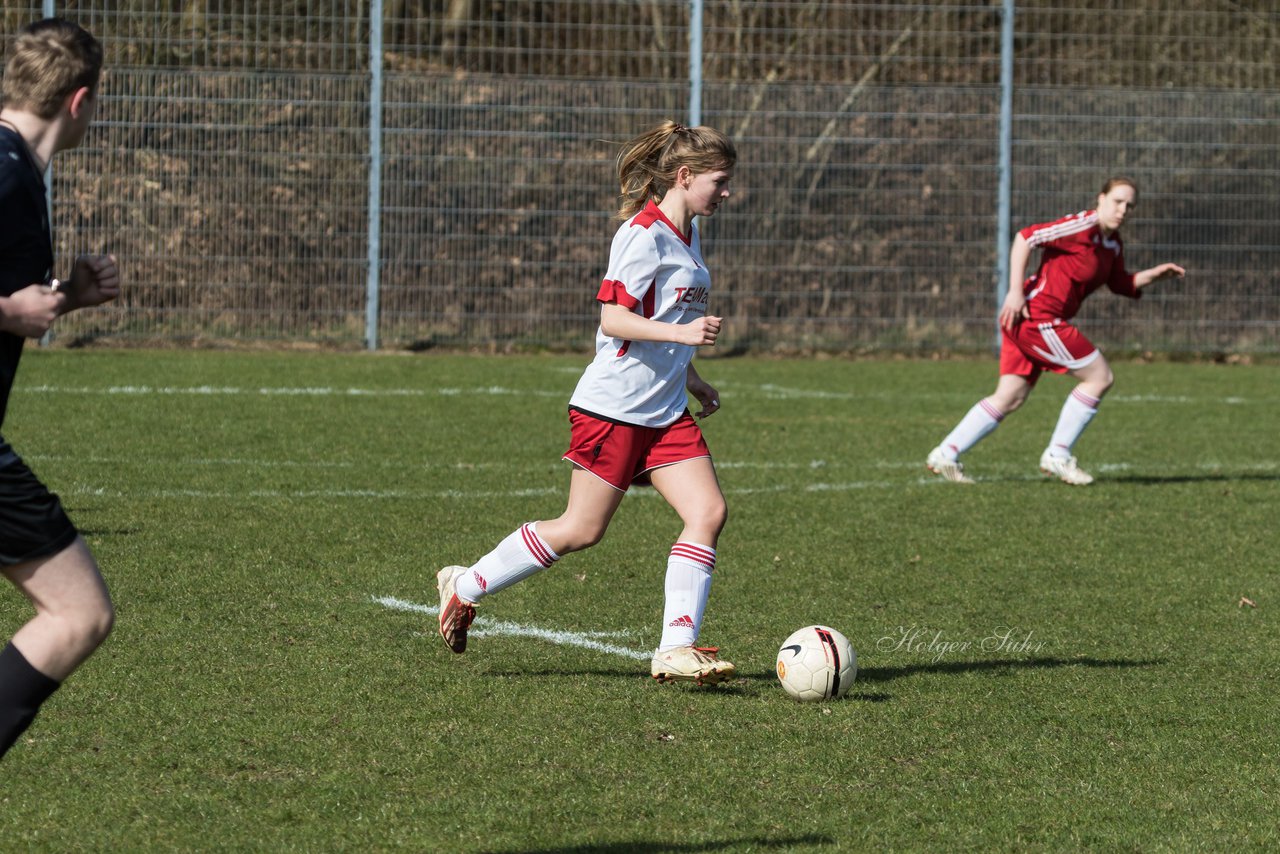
[668,614,694,629]
[472,571,488,592]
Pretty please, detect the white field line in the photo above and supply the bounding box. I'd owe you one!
[59,485,564,500]
[55,477,931,501]
[372,595,651,661]
[19,382,1271,406]
[22,384,565,398]
[51,461,1278,502]
[26,454,836,472]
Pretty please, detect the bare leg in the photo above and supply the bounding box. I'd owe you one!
[1041,353,1115,484]
[645,459,735,681]
[535,467,629,555]
[647,458,727,548]
[4,537,114,681]
[0,537,113,757]
[929,374,1035,482]
[988,373,1034,414]
[1068,353,1115,399]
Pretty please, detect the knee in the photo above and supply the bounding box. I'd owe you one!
[1079,370,1114,399]
[1000,395,1025,414]
[555,522,608,555]
[709,500,728,536]
[689,498,728,540]
[53,591,114,654]
[74,599,114,651]
[991,391,1027,415]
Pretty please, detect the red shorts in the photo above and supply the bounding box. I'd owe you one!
[562,408,711,491]
[1000,319,1099,385]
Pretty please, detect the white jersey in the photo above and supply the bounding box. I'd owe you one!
[569,200,711,428]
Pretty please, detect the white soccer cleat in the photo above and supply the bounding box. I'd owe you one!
[437,565,476,653]
[651,646,736,685]
[926,446,975,484]
[1039,451,1094,486]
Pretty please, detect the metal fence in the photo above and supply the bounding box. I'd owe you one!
[6,1,1278,353]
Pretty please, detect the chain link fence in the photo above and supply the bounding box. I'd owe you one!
[5,1,1277,353]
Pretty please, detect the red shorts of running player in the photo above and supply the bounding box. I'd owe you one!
[1000,318,1100,386]
[562,407,711,491]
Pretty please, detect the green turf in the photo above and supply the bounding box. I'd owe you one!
[1,349,1276,851]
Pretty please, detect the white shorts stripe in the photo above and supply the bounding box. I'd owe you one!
[1030,324,1099,371]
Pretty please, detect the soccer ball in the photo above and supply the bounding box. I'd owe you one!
[776,625,857,702]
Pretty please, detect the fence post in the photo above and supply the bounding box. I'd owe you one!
[365,0,384,350]
[39,0,55,348]
[994,0,1014,352]
[688,0,703,126]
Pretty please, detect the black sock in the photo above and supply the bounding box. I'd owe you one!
[0,642,61,759]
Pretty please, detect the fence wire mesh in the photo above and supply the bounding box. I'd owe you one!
[4,1,1277,353]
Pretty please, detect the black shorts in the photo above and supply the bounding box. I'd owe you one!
[0,444,78,568]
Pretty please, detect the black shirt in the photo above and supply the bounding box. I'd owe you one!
[0,125,55,430]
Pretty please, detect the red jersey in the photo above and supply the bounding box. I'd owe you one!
[1019,210,1139,322]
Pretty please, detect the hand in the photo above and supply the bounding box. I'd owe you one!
[0,283,65,337]
[1149,263,1186,282]
[66,254,122,310]
[675,315,721,347]
[688,379,721,419]
[998,295,1028,332]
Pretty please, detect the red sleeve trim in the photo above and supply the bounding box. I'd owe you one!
[596,279,640,309]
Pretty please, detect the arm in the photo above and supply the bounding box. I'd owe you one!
[998,232,1032,331]
[599,302,721,347]
[685,362,720,419]
[1133,262,1185,290]
[56,254,121,315]
[0,284,64,338]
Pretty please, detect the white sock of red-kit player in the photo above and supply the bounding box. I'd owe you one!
[657,542,716,651]
[938,398,1005,460]
[454,522,559,603]
[1046,387,1100,459]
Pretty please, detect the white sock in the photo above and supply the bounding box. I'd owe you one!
[456,522,559,603]
[657,542,716,651]
[1047,388,1100,459]
[939,398,1005,460]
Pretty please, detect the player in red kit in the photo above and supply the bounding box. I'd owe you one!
[927,177,1185,485]
[435,121,739,685]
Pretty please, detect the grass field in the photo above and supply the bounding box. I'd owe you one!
[1,349,1276,852]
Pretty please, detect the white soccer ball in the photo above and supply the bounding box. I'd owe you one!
[776,625,857,702]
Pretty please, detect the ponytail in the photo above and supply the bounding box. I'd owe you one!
[615,120,736,220]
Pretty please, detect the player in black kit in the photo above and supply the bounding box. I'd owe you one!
[0,18,121,760]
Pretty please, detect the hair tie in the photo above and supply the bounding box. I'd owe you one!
[672,123,686,133]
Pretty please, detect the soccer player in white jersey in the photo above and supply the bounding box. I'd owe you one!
[437,121,738,685]
[927,177,1185,485]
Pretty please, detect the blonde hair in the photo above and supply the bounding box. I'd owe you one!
[615,120,736,220]
[1100,176,1138,200]
[2,19,103,119]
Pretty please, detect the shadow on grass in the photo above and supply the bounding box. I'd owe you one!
[75,527,143,537]
[504,833,836,853]
[856,655,1162,684]
[482,658,1157,705]
[973,472,1278,486]
[1104,472,1280,486]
